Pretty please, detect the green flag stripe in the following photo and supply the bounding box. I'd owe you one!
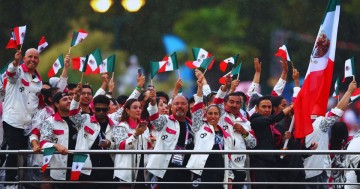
[107,55,115,72]
[150,61,160,79]
[70,31,79,47]
[322,0,339,23]
[170,52,178,70]
[73,154,87,162]
[44,147,56,156]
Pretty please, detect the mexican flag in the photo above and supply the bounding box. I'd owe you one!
[350,88,360,102]
[6,30,17,49]
[199,56,215,70]
[13,25,26,45]
[100,54,116,73]
[219,63,242,84]
[41,147,56,173]
[38,36,48,53]
[274,45,291,61]
[219,54,239,72]
[343,57,355,82]
[86,48,103,74]
[70,154,88,180]
[72,56,91,75]
[70,29,88,47]
[48,54,64,78]
[332,77,340,98]
[294,0,340,138]
[185,48,215,69]
[150,52,178,78]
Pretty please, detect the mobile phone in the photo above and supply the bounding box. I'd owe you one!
[147,85,154,90]
[138,68,143,76]
[99,139,107,145]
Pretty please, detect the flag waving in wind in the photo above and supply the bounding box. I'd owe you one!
[86,48,103,74]
[150,52,178,79]
[48,54,64,78]
[332,77,340,98]
[343,57,355,82]
[70,154,88,180]
[100,55,116,73]
[219,63,242,84]
[275,45,291,61]
[13,25,26,45]
[70,29,88,47]
[6,30,17,49]
[294,0,340,138]
[219,54,239,72]
[185,48,215,69]
[38,36,48,53]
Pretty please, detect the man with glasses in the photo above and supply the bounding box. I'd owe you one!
[69,83,115,188]
[80,84,94,115]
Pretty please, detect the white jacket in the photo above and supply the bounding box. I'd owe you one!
[3,63,42,129]
[213,88,257,169]
[69,99,116,176]
[345,131,360,189]
[40,112,75,180]
[146,104,193,178]
[112,120,152,182]
[186,95,234,188]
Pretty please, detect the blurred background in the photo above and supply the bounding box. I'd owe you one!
[0,0,359,99]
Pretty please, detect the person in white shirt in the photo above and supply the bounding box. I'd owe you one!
[3,49,42,187]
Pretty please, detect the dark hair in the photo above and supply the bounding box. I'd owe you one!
[41,87,59,106]
[82,84,93,95]
[109,98,118,106]
[224,92,243,103]
[43,81,51,88]
[256,96,272,107]
[138,90,148,102]
[330,122,348,150]
[237,91,247,103]
[205,92,217,105]
[156,91,169,104]
[116,95,128,105]
[206,104,221,114]
[93,95,110,106]
[186,97,195,119]
[120,98,139,122]
[67,83,77,90]
[270,96,285,108]
[248,93,262,110]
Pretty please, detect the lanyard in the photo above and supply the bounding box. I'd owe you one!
[214,132,224,150]
[184,120,190,146]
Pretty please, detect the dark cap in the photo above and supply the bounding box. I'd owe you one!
[52,92,69,104]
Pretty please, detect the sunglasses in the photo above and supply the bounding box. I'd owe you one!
[95,107,109,112]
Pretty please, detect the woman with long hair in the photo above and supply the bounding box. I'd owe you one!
[112,98,151,189]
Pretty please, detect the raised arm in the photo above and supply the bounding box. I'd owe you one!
[148,87,168,131]
[6,50,22,84]
[195,68,212,96]
[271,60,288,96]
[292,68,301,102]
[94,73,109,97]
[172,78,183,99]
[69,83,88,128]
[247,58,261,97]
[213,74,232,113]
[56,53,70,92]
[191,75,205,133]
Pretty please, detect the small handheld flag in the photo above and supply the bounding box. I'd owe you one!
[48,54,64,78]
[41,147,56,173]
[38,36,49,53]
[275,45,291,61]
[219,54,239,72]
[70,154,88,180]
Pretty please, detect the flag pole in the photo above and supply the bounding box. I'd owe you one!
[111,72,114,80]
[290,61,295,69]
[80,73,84,83]
[280,115,294,159]
[236,72,240,80]
[203,68,208,76]
[68,47,72,55]
[177,69,181,79]
[19,44,23,51]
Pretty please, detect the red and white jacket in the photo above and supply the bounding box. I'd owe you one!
[40,112,76,180]
[213,88,257,170]
[146,104,193,178]
[30,106,54,142]
[3,63,42,129]
[187,95,234,187]
[69,99,116,176]
[112,119,152,182]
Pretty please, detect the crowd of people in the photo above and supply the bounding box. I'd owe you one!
[0,48,359,189]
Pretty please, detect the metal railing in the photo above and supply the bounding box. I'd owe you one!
[0,150,359,188]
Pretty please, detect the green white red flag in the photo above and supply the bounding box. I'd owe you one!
[100,54,116,73]
[41,147,56,173]
[332,77,340,98]
[48,54,64,78]
[219,63,242,84]
[72,56,91,75]
[199,56,215,70]
[70,154,88,180]
[6,30,17,49]
[219,54,239,72]
[70,29,88,47]
[38,36,48,53]
[294,0,340,138]
[350,88,360,102]
[185,48,215,69]
[13,25,26,45]
[86,48,103,74]
[274,45,291,61]
[343,57,355,82]
[150,52,178,78]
